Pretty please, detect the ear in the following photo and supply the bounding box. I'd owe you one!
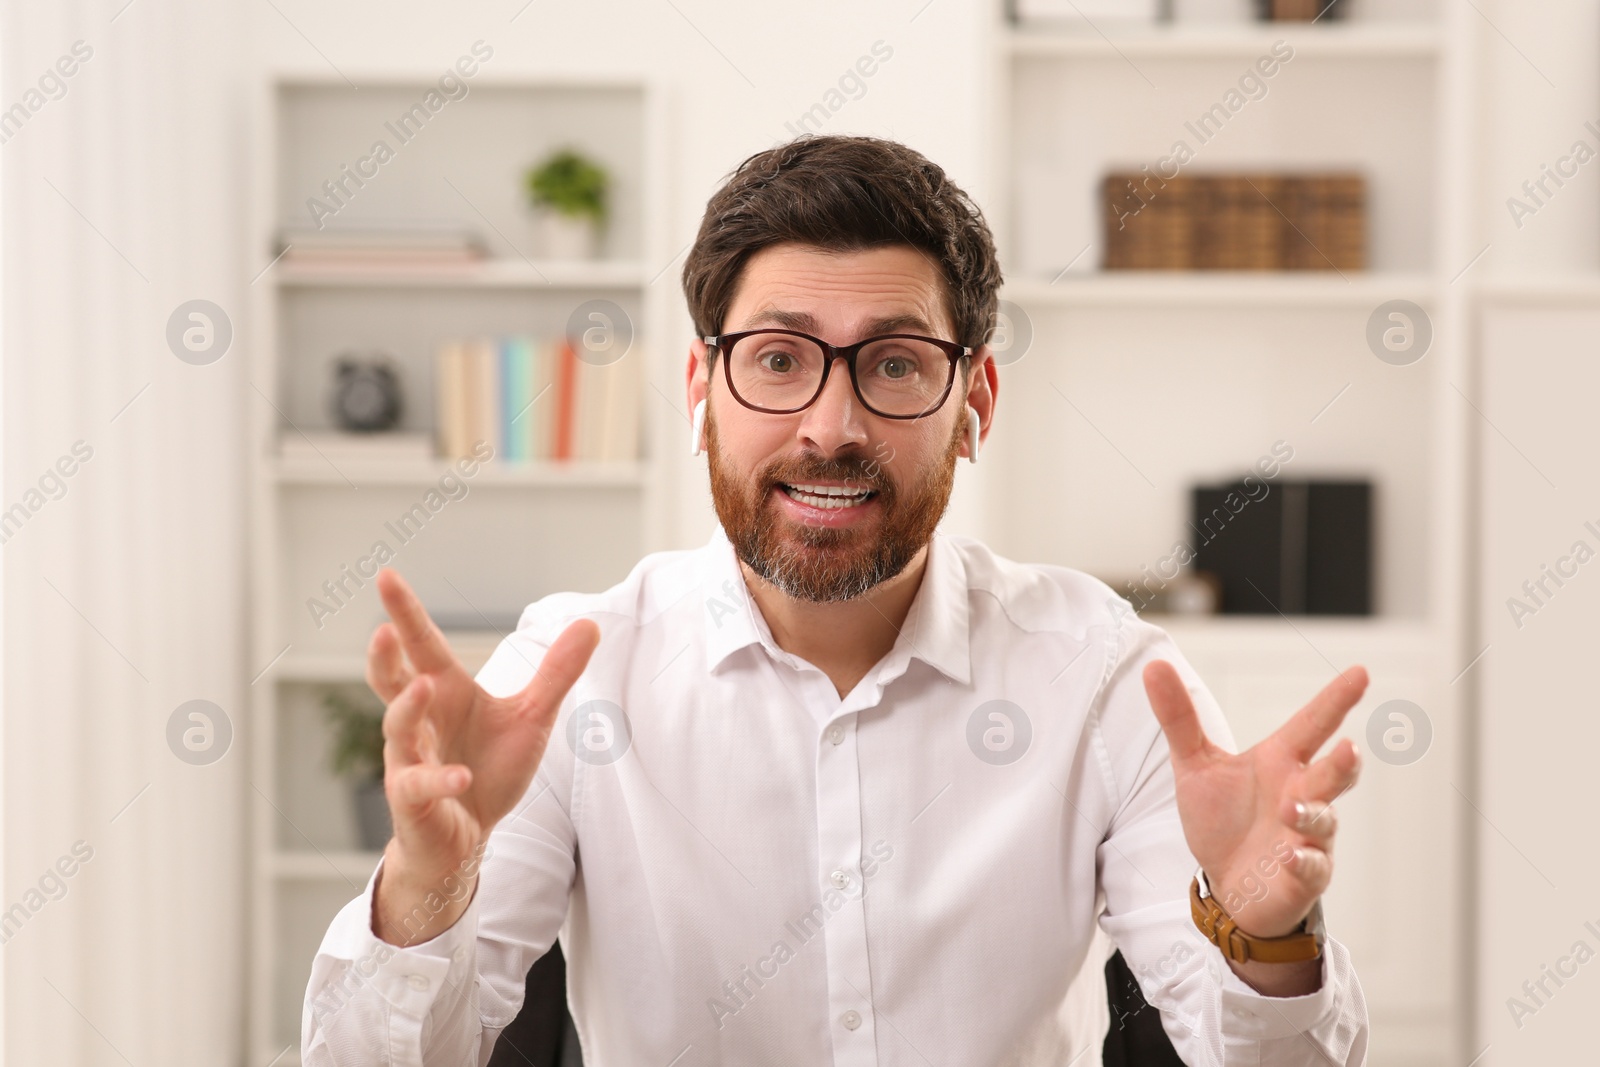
[686,337,712,456]
[958,346,998,462]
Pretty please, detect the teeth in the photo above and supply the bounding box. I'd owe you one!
[782,483,873,509]
[787,483,869,497]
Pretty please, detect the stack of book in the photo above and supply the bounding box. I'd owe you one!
[435,336,640,463]
[1101,172,1366,271]
[276,223,487,269]
[1254,0,1347,18]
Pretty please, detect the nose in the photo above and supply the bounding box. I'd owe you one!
[795,354,870,457]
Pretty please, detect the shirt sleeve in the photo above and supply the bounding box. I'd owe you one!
[1090,601,1371,1066]
[300,623,580,1067]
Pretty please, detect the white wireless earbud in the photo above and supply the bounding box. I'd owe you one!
[965,404,981,464]
[690,399,707,457]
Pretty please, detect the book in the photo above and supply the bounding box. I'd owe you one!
[1102,171,1366,271]
[435,341,470,459]
[434,331,639,464]
[464,337,500,462]
[550,336,580,461]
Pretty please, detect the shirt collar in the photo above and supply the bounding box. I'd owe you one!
[699,523,972,687]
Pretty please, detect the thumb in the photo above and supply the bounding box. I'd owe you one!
[514,617,602,724]
[1142,660,1214,766]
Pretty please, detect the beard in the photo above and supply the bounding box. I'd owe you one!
[706,403,965,603]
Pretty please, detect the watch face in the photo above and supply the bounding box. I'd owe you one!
[1300,899,1327,944]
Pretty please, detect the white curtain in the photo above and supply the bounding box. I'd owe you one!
[2,1,248,1063]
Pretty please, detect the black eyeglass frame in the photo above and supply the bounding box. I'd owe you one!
[703,328,975,420]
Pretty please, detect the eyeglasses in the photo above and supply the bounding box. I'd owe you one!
[704,329,973,420]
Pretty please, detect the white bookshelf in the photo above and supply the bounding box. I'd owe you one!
[270,455,646,487]
[246,74,669,1066]
[1004,270,1437,307]
[1003,22,1444,59]
[273,257,653,289]
[987,2,1471,1062]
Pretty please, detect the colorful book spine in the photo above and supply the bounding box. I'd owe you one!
[433,332,637,463]
[552,336,579,462]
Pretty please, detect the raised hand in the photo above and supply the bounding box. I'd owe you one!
[1143,660,1366,940]
[366,568,599,945]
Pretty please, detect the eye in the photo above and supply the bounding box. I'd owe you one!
[864,345,926,380]
[754,345,801,374]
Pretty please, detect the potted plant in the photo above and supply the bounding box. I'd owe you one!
[323,687,391,851]
[525,147,609,260]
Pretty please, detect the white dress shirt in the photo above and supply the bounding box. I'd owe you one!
[302,524,1369,1066]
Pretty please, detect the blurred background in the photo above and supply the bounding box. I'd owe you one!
[1,0,1596,1063]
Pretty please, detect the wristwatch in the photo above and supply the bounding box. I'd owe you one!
[1190,870,1325,964]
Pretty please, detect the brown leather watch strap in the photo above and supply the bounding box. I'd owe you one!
[1189,876,1324,964]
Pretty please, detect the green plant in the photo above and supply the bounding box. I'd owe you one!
[323,687,386,783]
[526,148,609,223]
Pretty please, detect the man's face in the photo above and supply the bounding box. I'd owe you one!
[692,242,982,603]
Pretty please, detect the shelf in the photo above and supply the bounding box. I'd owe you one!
[272,258,650,289]
[1002,271,1435,308]
[1004,22,1441,60]
[269,849,382,882]
[271,456,646,488]
[1473,275,1600,306]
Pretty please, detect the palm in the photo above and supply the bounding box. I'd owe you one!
[1143,661,1367,938]
[367,569,599,877]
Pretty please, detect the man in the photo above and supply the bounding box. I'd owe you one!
[303,135,1369,1065]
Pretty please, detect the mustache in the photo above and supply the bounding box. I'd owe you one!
[762,456,887,492]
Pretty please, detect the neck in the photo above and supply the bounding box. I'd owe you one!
[740,542,931,700]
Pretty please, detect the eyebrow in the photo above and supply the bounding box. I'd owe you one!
[738,307,940,339]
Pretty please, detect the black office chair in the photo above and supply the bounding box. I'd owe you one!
[1102,948,1187,1065]
[485,942,581,1067]
[488,945,1182,1065]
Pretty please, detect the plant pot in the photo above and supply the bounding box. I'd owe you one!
[534,209,601,260]
[353,777,393,851]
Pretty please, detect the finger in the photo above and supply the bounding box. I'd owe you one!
[1275,665,1369,762]
[376,568,456,674]
[381,674,435,769]
[1298,737,1362,804]
[1282,842,1333,898]
[515,618,602,726]
[366,622,416,703]
[1289,799,1338,847]
[1141,660,1216,766]
[388,760,473,810]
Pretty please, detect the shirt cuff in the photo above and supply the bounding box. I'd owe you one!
[1213,936,1340,1040]
[313,853,484,1019]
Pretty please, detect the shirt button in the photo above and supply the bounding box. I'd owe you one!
[406,974,429,992]
[841,1009,862,1030]
[452,947,467,965]
[828,725,844,745]
[831,869,851,889]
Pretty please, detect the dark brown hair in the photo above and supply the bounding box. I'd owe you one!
[681,135,1002,353]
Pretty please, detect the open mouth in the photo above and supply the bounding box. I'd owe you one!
[777,482,877,510]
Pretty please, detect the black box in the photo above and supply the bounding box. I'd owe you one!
[1189,479,1372,615]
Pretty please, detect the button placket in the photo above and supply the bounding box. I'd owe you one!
[815,697,877,1064]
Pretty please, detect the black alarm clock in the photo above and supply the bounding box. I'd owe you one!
[331,353,402,432]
